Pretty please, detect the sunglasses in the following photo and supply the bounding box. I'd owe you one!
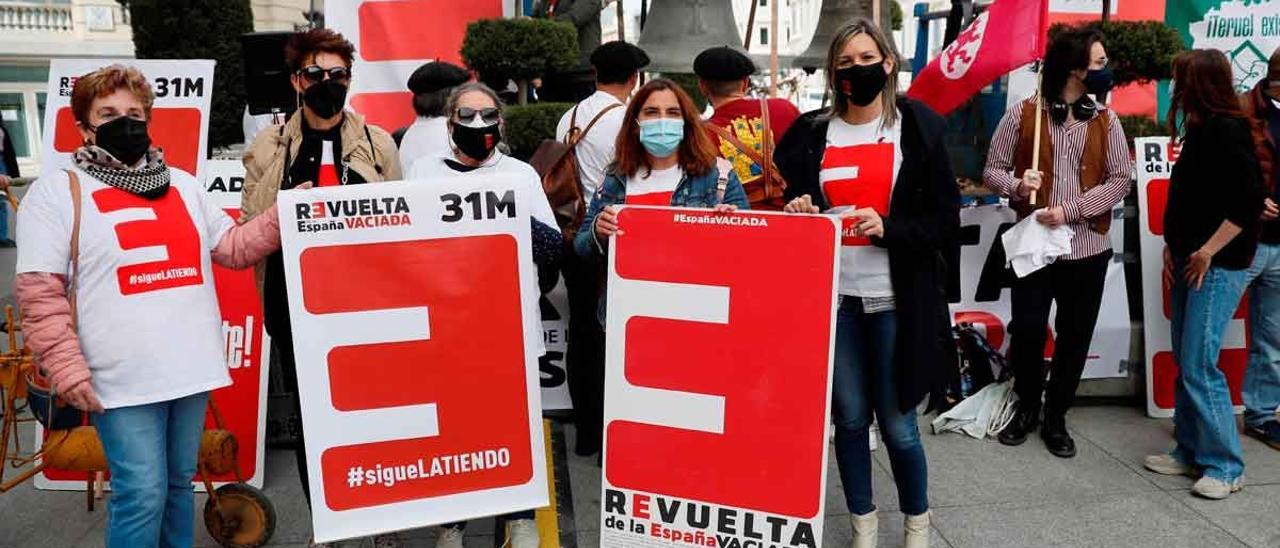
[455,107,500,124]
[297,65,352,84]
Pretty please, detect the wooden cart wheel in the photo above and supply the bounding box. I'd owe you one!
[203,483,276,548]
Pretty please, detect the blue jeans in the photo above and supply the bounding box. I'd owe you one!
[1244,243,1280,428]
[831,298,929,516]
[94,392,209,548]
[1170,263,1249,482]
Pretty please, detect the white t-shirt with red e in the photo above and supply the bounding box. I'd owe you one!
[625,165,683,205]
[821,117,903,297]
[16,167,235,409]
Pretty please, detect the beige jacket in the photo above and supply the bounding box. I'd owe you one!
[241,109,403,290]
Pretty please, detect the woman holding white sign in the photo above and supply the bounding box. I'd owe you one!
[775,19,959,548]
[14,64,285,548]
[410,82,560,548]
[574,78,749,292]
[1144,49,1267,500]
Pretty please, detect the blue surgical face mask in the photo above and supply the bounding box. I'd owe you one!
[638,118,684,158]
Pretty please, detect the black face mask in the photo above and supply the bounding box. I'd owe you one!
[303,79,348,119]
[835,62,888,107]
[1083,67,1114,96]
[90,116,151,166]
[450,121,501,162]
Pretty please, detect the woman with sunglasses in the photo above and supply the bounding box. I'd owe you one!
[239,28,404,548]
[773,19,958,548]
[410,82,560,548]
[574,78,748,318]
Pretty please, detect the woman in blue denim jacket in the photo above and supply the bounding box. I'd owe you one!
[574,78,749,264]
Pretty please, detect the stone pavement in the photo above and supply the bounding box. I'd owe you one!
[1,404,1278,548]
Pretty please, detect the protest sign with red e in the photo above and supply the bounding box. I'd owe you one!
[277,177,548,543]
[326,0,513,133]
[38,59,212,181]
[30,59,273,491]
[1135,137,1248,418]
[599,207,839,548]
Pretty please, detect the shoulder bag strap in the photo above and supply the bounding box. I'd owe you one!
[65,170,81,327]
[760,97,774,187]
[705,121,766,166]
[570,103,622,148]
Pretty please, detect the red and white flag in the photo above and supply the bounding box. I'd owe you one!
[907,0,1050,115]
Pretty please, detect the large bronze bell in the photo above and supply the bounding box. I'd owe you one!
[792,0,880,72]
[636,0,745,73]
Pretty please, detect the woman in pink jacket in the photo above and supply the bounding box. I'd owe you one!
[15,64,285,548]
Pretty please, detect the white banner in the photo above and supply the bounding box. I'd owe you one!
[39,59,214,182]
[949,204,1131,380]
[279,176,548,543]
[326,0,513,133]
[600,206,839,548]
[540,277,573,410]
[1134,137,1249,418]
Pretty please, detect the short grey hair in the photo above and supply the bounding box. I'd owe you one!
[443,82,508,152]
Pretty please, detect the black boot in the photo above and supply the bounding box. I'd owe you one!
[1041,413,1076,458]
[998,404,1041,446]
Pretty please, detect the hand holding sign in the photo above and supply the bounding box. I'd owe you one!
[846,207,884,239]
[784,194,821,214]
[596,205,624,239]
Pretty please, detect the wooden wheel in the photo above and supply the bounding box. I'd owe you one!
[203,483,276,548]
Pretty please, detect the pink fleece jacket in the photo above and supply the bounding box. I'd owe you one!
[15,204,281,394]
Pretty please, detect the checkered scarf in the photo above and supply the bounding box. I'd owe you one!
[72,145,170,199]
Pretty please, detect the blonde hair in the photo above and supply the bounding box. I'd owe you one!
[824,18,900,129]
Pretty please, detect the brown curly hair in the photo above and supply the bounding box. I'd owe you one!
[285,28,355,72]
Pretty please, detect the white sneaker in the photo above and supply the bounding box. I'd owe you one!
[508,519,541,548]
[1191,476,1242,500]
[435,526,464,548]
[1143,454,1197,477]
[904,511,930,548]
[850,510,878,548]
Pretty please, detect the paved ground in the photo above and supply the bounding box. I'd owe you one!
[2,404,1279,548]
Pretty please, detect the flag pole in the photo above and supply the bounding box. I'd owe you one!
[1030,60,1043,205]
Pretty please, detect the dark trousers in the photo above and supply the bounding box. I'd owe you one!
[562,246,606,453]
[268,326,312,503]
[1008,250,1111,419]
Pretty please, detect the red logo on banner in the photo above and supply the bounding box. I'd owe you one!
[93,187,203,295]
[822,142,895,246]
[345,0,503,131]
[55,107,203,177]
[624,191,674,206]
[606,208,837,519]
[302,236,533,510]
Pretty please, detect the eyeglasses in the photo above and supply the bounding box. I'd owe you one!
[455,107,500,124]
[297,65,352,84]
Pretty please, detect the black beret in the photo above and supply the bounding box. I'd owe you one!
[406,62,470,95]
[589,41,650,72]
[694,46,757,81]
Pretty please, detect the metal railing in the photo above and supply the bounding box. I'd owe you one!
[0,2,74,33]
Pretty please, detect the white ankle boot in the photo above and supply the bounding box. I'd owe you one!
[850,509,878,548]
[904,511,930,548]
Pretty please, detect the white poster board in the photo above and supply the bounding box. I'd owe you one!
[278,176,548,543]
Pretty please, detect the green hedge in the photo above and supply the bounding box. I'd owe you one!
[1048,20,1185,87]
[462,18,578,104]
[127,0,254,150]
[505,102,574,161]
